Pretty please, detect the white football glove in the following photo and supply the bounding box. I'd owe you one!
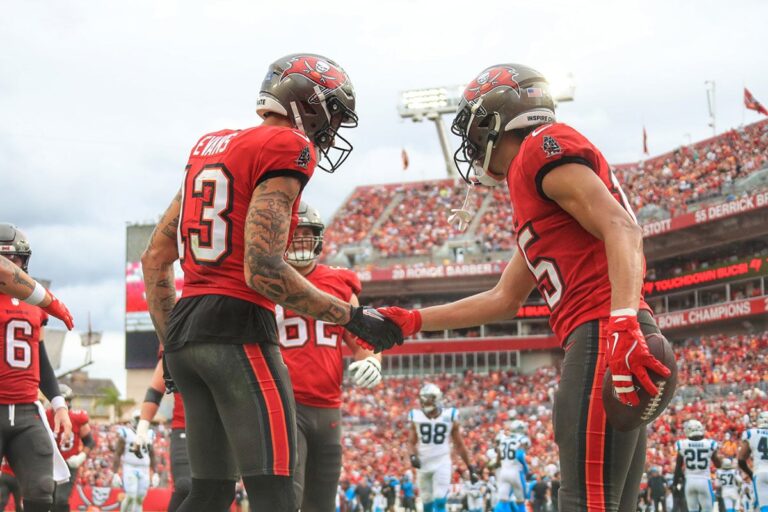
[111,473,122,488]
[348,356,382,388]
[135,419,150,447]
[66,452,87,469]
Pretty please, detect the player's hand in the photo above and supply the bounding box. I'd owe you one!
[344,306,403,353]
[468,464,480,484]
[376,307,422,338]
[348,356,382,388]
[42,292,74,330]
[111,473,122,488]
[135,419,150,446]
[54,406,73,444]
[410,454,421,469]
[151,473,160,488]
[606,314,671,406]
[66,452,87,469]
[162,353,178,394]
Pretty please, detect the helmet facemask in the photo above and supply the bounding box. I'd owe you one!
[452,102,503,187]
[309,94,359,174]
[285,228,323,267]
[0,224,31,272]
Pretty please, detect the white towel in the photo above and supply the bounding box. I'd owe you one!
[34,401,71,484]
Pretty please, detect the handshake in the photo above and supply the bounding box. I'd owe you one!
[344,306,422,353]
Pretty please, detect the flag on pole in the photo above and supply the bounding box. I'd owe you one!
[745,88,768,116]
[642,126,649,155]
[401,148,409,170]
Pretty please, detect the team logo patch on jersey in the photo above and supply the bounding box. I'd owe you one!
[296,146,311,169]
[542,135,562,158]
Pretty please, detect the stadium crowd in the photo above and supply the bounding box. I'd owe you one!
[322,120,768,262]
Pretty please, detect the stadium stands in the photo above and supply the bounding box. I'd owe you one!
[323,120,768,264]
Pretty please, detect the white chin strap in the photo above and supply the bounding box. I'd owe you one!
[472,113,503,187]
[448,184,475,232]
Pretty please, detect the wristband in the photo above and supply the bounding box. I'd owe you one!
[144,387,163,406]
[23,281,47,306]
[51,395,67,410]
[610,308,637,317]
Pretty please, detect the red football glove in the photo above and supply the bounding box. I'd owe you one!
[606,314,670,406]
[376,307,422,337]
[42,293,74,330]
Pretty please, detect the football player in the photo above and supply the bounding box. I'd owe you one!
[371,64,672,512]
[277,202,382,511]
[715,458,742,512]
[674,419,721,512]
[46,384,94,512]
[739,411,768,512]
[141,53,401,512]
[0,227,73,328]
[135,353,189,512]
[112,411,155,512]
[495,420,531,512]
[0,223,73,512]
[408,383,478,512]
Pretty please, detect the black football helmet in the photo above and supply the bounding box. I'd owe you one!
[451,64,556,186]
[257,54,358,173]
[0,223,32,271]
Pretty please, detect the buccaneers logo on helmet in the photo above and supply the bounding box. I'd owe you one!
[280,56,348,91]
[463,66,521,102]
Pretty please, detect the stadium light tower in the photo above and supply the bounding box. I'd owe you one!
[398,85,465,178]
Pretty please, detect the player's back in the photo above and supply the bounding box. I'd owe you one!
[409,407,457,465]
[497,432,530,470]
[507,122,648,340]
[716,469,740,493]
[119,426,154,467]
[677,438,717,478]
[277,264,361,408]
[744,428,768,473]
[177,124,316,311]
[0,294,47,404]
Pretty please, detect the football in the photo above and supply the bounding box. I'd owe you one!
[602,332,678,432]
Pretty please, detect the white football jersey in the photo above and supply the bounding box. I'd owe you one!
[716,468,741,493]
[118,426,154,467]
[676,438,717,479]
[742,428,768,473]
[409,407,457,464]
[496,432,530,471]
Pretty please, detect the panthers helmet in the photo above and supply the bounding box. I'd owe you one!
[0,223,32,272]
[757,411,768,428]
[451,64,555,186]
[59,383,74,405]
[257,54,358,173]
[419,383,443,414]
[721,458,734,470]
[508,419,527,436]
[286,202,325,267]
[684,419,705,439]
[131,409,141,428]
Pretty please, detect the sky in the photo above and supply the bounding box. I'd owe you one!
[2,0,767,393]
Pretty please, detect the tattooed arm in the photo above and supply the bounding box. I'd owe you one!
[244,177,352,324]
[0,254,47,302]
[141,191,181,346]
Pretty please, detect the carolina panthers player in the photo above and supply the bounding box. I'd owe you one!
[112,411,156,512]
[495,420,530,512]
[674,419,721,512]
[716,458,742,512]
[739,411,768,512]
[408,383,478,512]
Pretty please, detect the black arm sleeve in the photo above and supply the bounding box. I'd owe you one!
[39,342,61,401]
[739,457,754,480]
[673,454,684,486]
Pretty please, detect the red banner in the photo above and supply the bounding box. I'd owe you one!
[641,190,768,238]
[643,257,767,295]
[656,296,768,330]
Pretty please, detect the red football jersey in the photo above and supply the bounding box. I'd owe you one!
[0,294,48,404]
[278,264,361,408]
[507,123,649,342]
[171,392,185,430]
[46,408,89,459]
[178,125,317,311]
